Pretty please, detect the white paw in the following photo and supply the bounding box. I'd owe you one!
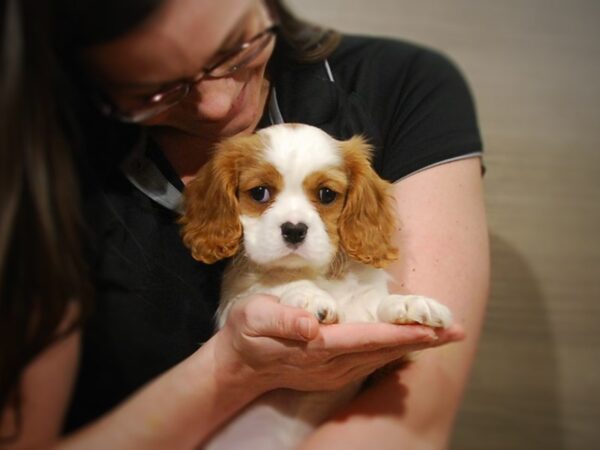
[279,285,339,324]
[377,294,452,328]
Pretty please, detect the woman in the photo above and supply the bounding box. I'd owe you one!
[0,0,488,448]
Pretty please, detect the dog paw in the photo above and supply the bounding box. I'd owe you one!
[377,294,452,328]
[279,285,338,324]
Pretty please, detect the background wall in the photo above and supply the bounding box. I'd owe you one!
[286,1,600,448]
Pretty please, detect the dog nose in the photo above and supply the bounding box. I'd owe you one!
[281,222,308,245]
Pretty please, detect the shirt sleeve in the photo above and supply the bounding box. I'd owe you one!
[346,38,484,181]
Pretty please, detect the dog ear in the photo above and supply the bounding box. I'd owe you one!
[179,140,245,264]
[338,136,399,268]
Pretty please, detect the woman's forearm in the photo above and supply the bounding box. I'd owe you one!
[298,339,480,450]
[59,334,263,450]
[296,342,476,450]
[3,318,262,450]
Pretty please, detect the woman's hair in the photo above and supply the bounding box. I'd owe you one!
[52,0,340,59]
[0,0,98,439]
[267,0,341,63]
[0,0,340,439]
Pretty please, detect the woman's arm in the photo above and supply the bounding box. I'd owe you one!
[0,313,80,448]
[300,157,490,449]
[1,293,455,450]
[0,313,260,450]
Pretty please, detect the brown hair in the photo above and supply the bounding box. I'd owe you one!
[0,0,91,441]
[268,0,342,63]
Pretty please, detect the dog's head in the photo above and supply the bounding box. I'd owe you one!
[180,123,398,272]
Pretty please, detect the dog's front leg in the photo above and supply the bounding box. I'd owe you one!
[377,294,453,328]
[270,280,339,324]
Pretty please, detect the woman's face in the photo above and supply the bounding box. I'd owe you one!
[83,0,275,140]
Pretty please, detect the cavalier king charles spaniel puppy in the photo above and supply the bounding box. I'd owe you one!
[180,123,452,450]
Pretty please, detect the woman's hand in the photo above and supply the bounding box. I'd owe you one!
[212,294,464,394]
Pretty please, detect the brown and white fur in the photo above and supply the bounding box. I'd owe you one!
[180,123,452,450]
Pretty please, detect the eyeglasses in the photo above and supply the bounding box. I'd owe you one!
[98,24,278,123]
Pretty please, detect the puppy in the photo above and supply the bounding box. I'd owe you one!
[180,123,452,449]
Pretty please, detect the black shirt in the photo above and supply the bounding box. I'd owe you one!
[65,34,482,430]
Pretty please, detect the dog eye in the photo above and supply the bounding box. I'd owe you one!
[249,186,271,203]
[318,187,337,204]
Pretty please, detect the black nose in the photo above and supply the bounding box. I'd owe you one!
[281,222,308,245]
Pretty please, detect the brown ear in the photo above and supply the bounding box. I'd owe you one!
[179,140,244,264]
[338,136,399,268]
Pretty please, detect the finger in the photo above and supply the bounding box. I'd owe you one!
[322,347,418,388]
[348,328,465,374]
[239,294,320,341]
[327,340,431,369]
[432,324,466,342]
[311,323,441,354]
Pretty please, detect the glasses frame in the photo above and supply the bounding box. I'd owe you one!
[98,24,278,123]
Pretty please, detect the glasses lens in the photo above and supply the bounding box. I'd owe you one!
[118,83,190,123]
[209,30,274,78]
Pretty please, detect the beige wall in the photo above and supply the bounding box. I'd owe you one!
[286,1,600,448]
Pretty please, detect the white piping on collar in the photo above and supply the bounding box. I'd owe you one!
[392,152,484,183]
[120,133,184,213]
[324,59,335,82]
[268,86,284,125]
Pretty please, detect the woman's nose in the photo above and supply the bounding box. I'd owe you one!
[191,77,241,119]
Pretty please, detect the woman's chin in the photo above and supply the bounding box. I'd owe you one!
[192,116,257,139]
[151,112,255,142]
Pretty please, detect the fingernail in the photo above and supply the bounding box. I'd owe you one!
[297,317,315,340]
[422,330,439,341]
